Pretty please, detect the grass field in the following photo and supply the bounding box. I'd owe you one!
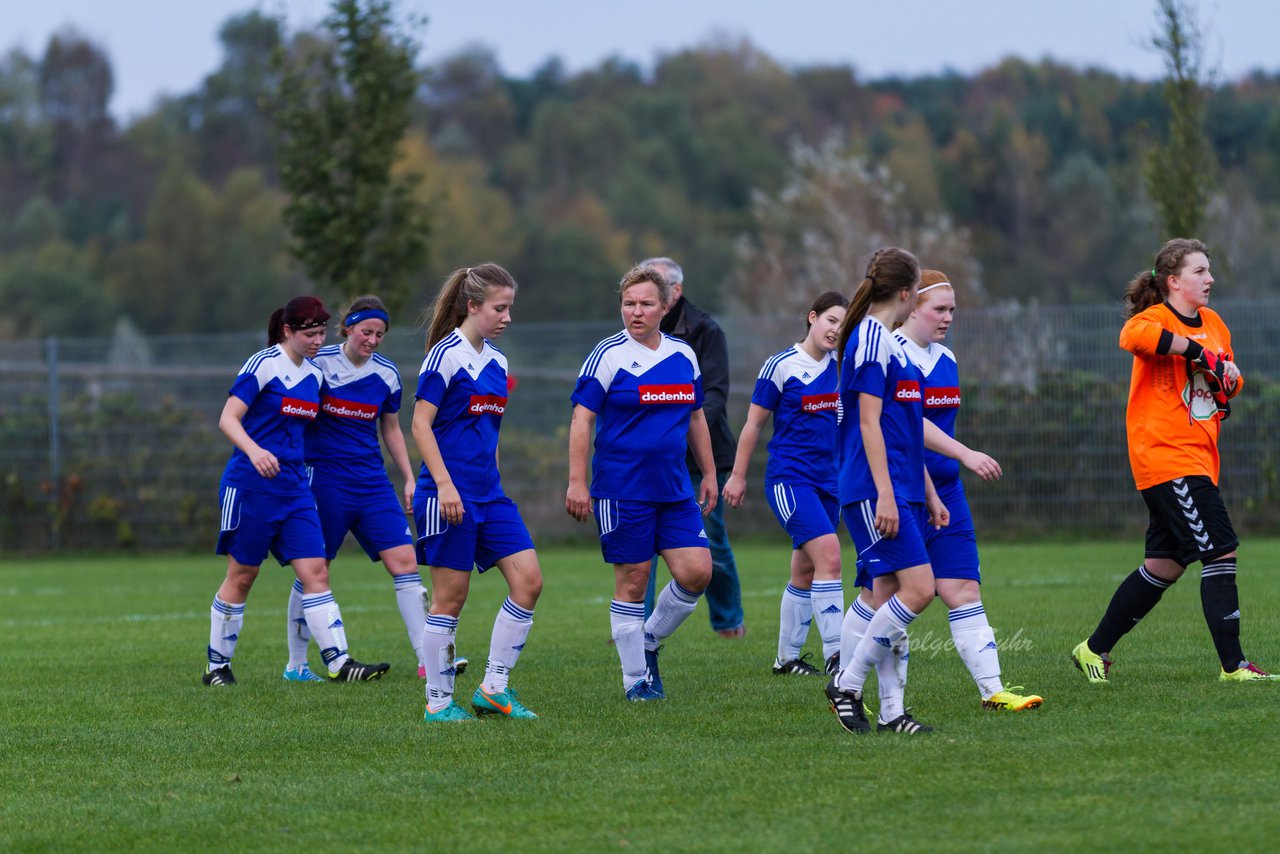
[4,539,1280,851]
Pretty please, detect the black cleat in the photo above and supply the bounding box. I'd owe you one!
[202,665,237,687]
[877,710,934,734]
[825,651,840,675]
[327,658,391,682]
[825,677,871,734]
[773,653,821,675]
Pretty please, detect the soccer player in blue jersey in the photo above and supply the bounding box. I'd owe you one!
[825,247,946,735]
[204,296,390,686]
[278,295,438,683]
[413,264,543,722]
[894,271,1043,712]
[566,263,718,702]
[723,291,849,677]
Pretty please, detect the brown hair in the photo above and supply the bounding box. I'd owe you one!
[836,247,920,356]
[618,263,672,306]
[337,294,389,337]
[268,296,329,345]
[1123,238,1209,319]
[422,264,518,351]
[805,290,849,330]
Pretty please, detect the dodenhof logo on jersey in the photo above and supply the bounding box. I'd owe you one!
[468,395,508,416]
[894,381,922,403]
[280,397,319,419]
[320,396,378,420]
[924,387,961,408]
[638,384,696,404]
[801,393,839,413]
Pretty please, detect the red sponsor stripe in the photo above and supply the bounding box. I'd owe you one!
[638,384,697,404]
[893,381,922,402]
[801,392,839,413]
[320,396,379,420]
[468,394,508,415]
[923,387,961,408]
[281,397,319,420]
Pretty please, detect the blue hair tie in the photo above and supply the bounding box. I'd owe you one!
[344,308,390,328]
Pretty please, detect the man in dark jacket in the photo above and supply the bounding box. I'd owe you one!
[643,256,745,637]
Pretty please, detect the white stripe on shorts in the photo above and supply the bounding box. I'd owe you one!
[773,483,795,523]
[857,499,882,555]
[596,499,617,536]
[220,487,238,532]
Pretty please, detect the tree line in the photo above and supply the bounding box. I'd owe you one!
[4,5,1280,339]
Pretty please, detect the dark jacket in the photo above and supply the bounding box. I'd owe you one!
[660,296,737,474]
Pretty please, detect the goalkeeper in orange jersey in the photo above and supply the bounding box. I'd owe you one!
[1072,238,1275,684]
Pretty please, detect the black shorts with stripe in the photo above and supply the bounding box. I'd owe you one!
[1141,475,1238,567]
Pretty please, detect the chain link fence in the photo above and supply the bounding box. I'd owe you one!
[3,299,1279,553]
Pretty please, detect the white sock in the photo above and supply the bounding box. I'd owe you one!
[644,580,701,647]
[392,572,428,669]
[811,579,844,660]
[484,597,534,693]
[877,634,909,722]
[949,601,1004,697]
[302,590,349,674]
[838,597,876,675]
[610,600,646,689]
[422,614,459,711]
[837,595,918,693]
[208,595,244,669]
[286,579,310,669]
[778,584,812,661]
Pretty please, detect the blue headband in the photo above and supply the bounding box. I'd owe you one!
[344,309,390,329]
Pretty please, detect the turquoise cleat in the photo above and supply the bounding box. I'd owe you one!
[472,686,539,719]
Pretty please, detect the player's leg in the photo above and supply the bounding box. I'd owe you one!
[422,564,473,720]
[597,499,663,700]
[774,548,818,675]
[205,556,258,686]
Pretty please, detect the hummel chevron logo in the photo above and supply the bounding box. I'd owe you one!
[1195,532,1211,546]
[1225,610,1240,620]
[1189,520,1205,532]
[1178,497,1195,510]
[1173,482,1190,497]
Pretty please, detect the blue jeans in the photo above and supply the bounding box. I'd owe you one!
[646,471,744,631]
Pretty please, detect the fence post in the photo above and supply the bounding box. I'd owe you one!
[47,335,60,551]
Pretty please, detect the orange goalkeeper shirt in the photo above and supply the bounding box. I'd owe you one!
[1119,303,1240,490]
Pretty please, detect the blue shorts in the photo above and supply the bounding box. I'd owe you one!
[310,473,413,561]
[924,481,980,581]
[766,482,840,549]
[842,498,932,579]
[593,497,709,565]
[413,492,534,573]
[216,485,325,567]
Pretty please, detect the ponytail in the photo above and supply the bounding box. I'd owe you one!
[421,263,518,351]
[1124,237,1209,319]
[268,296,328,345]
[836,247,920,356]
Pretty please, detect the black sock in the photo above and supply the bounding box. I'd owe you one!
[1088,565,1174,653]
[1200,558,1244,670]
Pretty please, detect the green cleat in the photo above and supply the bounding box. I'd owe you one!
[472,685,539,719]
[1071,640,1111,684]
[1220,661,1278,682]
[982,687,1044,711]
[424,701,476,722]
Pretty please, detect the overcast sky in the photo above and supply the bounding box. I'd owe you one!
[9,0,1278,122]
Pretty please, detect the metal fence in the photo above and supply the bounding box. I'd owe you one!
[3,298,1279,553]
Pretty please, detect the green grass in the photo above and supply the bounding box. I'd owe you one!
[4,540,1280,851]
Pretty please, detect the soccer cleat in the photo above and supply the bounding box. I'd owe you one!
[825,677,871,734]
[472,686,539,719]
[1071,640,1111,683]
[825,651,840,675]
[421,657,468,679]
[982,687,1044,711]
[282,664,324,683]
[202,665,236,687]
[773,653,821,676]
[1220,661,1279,682]
[644,646,665,698]
[423,701,476,722]
[625,680,665,702]
[327,657,391,682]
[877,710,934,734]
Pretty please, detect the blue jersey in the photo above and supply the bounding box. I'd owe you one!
[750,346,839,491]
[415,330,509,502]
[572,331,705,502]
[895,334,962,488]
[305,344,402,484]
[838,316,925,504]
[222,345,322,496]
